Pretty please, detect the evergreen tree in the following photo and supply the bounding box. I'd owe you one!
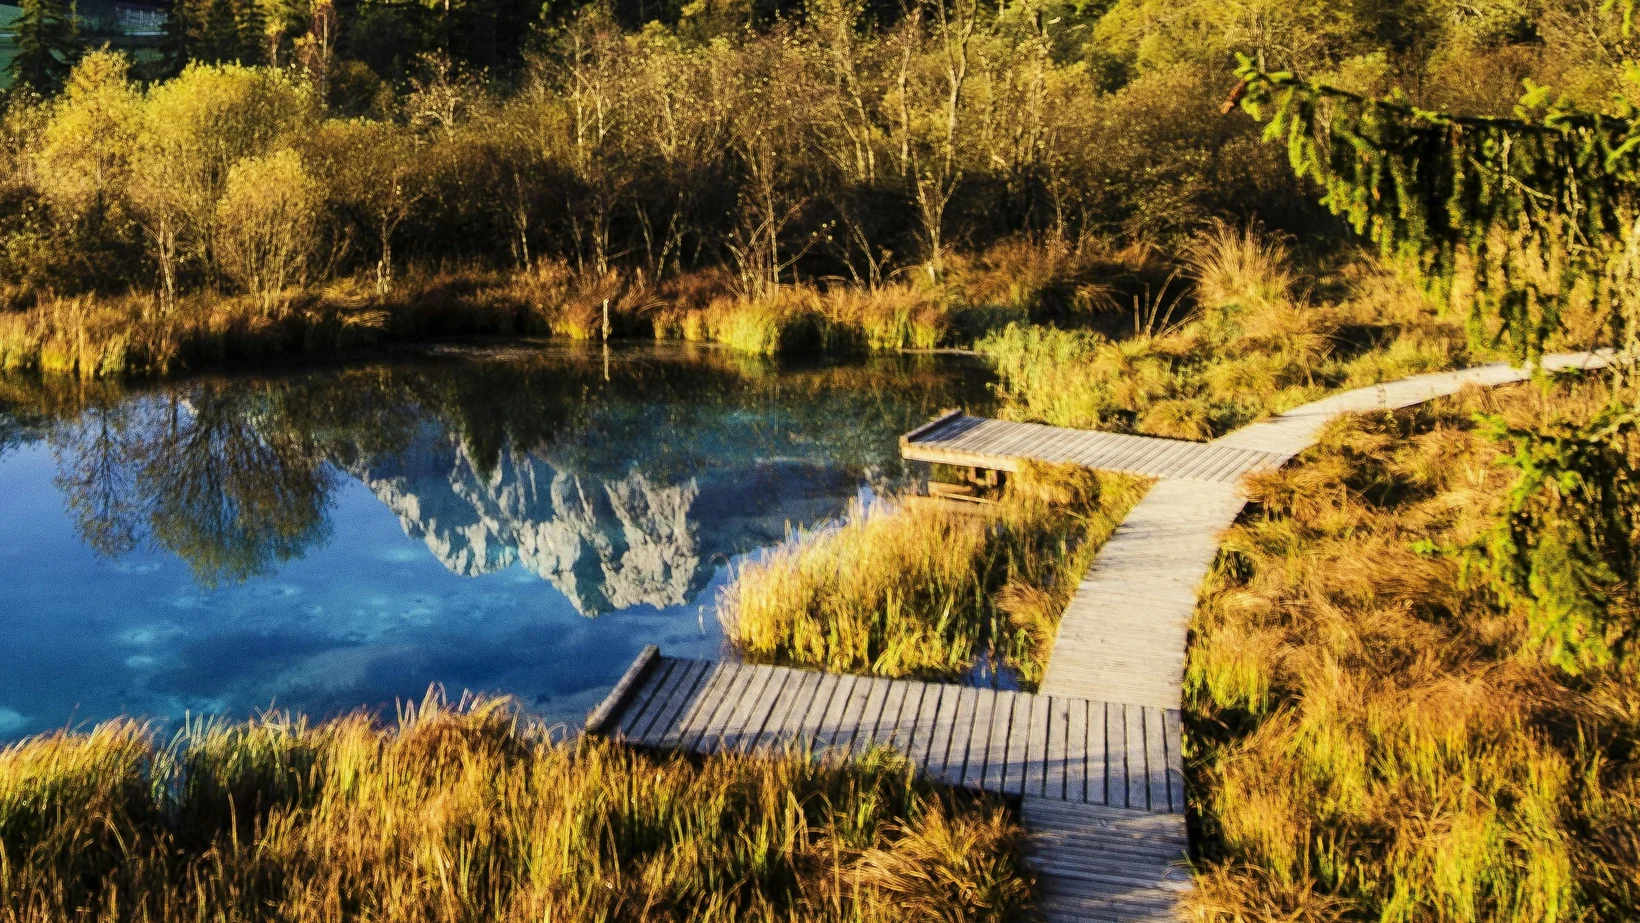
[237,0,270,65]
[199,0,243,61]
[8,0,81,95]
[156,0,199,77]
[1232,58,1640,364]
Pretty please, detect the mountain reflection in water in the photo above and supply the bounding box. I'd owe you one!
[0,344,994,738]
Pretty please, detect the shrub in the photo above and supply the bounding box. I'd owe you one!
[215,149,321,315]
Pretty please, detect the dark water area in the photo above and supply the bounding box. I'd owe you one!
[0,342,995,741]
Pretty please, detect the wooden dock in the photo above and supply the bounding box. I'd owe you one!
[590,650,1186,812]
[900,411,1284,484]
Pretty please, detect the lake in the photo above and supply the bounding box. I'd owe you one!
[0,343,994,740]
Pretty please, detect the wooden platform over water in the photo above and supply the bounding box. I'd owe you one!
[589,648,1186,812]
[900,411,1284,484]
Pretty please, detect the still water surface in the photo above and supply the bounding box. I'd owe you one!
[0,343,994,740]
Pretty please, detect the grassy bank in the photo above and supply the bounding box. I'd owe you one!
[720,463,1146,687]
[1184,379,1640,920]
[0,694,1033,922]
[0,239,1127,378]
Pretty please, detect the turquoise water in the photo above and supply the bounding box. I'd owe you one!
[0,343,993,740]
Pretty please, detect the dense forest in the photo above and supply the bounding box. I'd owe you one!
[0,0,1630,329]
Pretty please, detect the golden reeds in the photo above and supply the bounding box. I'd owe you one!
[0,692,1035,922]
[1185,378,1640,921]
[719,463,1145,686]
[976,238,1474,442]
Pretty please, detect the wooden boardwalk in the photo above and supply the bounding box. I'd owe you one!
[895,351,1612,920]
[1039,479,1246,708]
[1022,801,1191,922]
[585,351,1613,922]
[590,649,1186,811]
[901,411,1284,484]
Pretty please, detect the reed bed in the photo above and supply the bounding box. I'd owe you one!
[976,230,1473,441]
[0,236,1128,378]
[719,463,1146,686]
[0,693,1034,923]
[1185,379,1640,921]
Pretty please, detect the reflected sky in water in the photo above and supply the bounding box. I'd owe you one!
[0,343,994,740]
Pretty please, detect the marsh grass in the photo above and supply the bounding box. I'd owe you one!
[0,693,1034,923]
[720,462,1146,686]
[977,235,1473,441]
[1186,379,1640,921]
[0,238,1141,377]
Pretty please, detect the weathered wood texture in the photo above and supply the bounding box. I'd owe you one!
[900,415,1284,484]
[1039,479,1246,709]
[1021,799,1192,923]
[600,656,1187,811]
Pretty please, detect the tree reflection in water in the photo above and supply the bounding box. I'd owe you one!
[53,386,337,587]
[9,346,995,604]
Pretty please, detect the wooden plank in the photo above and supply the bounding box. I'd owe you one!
[834,676,877,758]
[1125,704,1148,809]
[726,666,788,753]
[1088,700,1108,805]
[620,659,690,741]
[928,684,966,783]
[1146,438,1203,478]
[1045,696,1071,801]
[891,682,926,756]
[848,677,891,757]
[873,681,910,753]
[758,668,808,750]
[818,674,862,756]
[674,662,738,752]
[908,683,944,771]
[794,673,843,752]
[1025,693,1052,798]
[613,657,675,739]
[767,675,820,754]
[696,664,759,755]
[1164,708,1186,814]
[646,660,713,747]
[976,425,1033,461]
[584,644,660,734]
[1145,706,1169,812]
[1005,692,1032,797]
[1029,426,1079,464]
[900,409,964,447]
[1099,432,1168,472]
[985,689,1015,794]
[1066,697,1089,803]
[961,688,997,789]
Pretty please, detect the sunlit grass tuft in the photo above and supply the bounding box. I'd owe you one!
[976,243,1475,441]
[719,463,1145,686]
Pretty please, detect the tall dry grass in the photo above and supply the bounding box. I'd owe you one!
[0,237,1149,378]
[719,463,1146,686]
[976,233,1473,441]
[1185,378,1640,921]
[0,693,1035,922]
